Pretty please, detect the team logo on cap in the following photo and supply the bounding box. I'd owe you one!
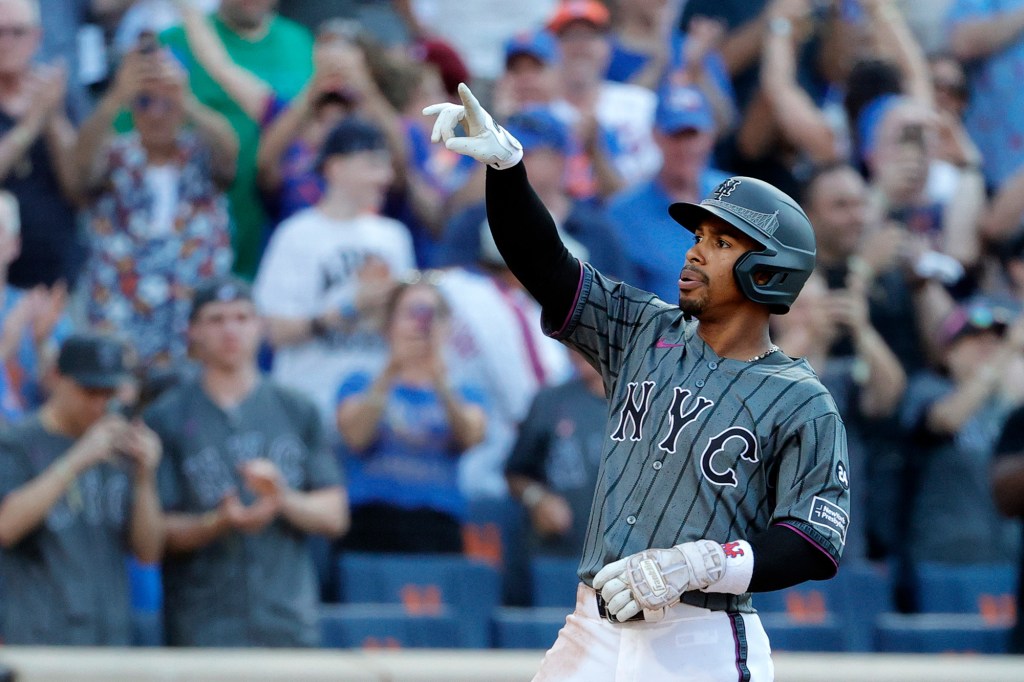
[712,178,742,200]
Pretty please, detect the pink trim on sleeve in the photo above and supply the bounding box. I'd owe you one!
[776,523,839,572]
[553,260,586,338]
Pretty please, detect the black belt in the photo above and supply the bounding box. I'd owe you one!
[596,593,644,623]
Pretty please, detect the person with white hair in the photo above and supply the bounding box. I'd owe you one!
[0,0,80,289]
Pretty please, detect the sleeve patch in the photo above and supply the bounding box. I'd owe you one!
[808,496,849,546]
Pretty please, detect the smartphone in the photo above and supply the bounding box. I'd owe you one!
[137,30,158,55]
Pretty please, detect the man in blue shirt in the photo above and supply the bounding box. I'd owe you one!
[607,85,729,301]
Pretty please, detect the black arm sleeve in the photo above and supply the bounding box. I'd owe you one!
[485,163,581,321]
[747,525,839,592]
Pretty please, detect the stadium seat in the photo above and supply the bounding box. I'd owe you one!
[319,603,461,649]
[492,607,567,649]
[127,557,164,647]
[463,497,527,604]
[875,613,1012,654]
[336,552,501,648]
[913,562,1017,624]
[758,613,845,652]
[307,535,338,602]
[754,559,892,652]
[530,556,580,609]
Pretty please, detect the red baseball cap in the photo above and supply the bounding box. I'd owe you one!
[547,0,611,34]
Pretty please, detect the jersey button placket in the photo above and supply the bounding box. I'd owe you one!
[626,515,637,525]
[708,361,718,370]
[695,379,705,388]
[652,461,662,471]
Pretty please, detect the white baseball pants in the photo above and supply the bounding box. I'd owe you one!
[531,584,774,682]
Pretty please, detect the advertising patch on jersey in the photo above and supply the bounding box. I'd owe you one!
[836,461,849,490]
[808,496,849,545]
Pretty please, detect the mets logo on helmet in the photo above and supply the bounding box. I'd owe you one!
[713,178,742,200]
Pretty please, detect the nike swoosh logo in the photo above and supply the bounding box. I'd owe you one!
[655,338,686,349]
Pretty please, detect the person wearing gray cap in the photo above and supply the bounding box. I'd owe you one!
[146,277,347,647]
[0,333,164,645]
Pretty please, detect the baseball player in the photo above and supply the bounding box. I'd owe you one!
[424,85,850,680]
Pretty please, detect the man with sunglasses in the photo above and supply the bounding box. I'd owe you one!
[73,42,237,370]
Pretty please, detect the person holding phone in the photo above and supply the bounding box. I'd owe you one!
[336,274,487,554]
[0,333,164,645]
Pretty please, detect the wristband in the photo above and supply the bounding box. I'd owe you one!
[700,540,754,595]
[521,482,547,510]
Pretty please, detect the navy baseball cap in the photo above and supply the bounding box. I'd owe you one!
[316,116,388,170]
[505,108,572,155]
[189,277,254,321]
[504,30,559,66]
[655,85,715,135]
[57,334,130,390]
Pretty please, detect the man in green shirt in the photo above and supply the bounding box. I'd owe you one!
[161,0,313,279]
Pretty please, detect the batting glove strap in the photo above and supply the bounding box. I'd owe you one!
[624,540,726,611]
[700,540,754,596]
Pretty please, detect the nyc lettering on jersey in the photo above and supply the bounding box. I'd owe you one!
[611,380,758,487]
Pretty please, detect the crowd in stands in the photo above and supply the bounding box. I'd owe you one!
[0,0,1022,654]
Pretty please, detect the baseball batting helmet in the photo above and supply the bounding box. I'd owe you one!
[668,176,816,314]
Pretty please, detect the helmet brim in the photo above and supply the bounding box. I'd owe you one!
[668,201,767,250]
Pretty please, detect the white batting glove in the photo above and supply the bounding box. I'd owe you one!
[593,540,728,622]
[422,83,524,170]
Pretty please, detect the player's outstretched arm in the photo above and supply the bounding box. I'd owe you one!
[422,84,581,321]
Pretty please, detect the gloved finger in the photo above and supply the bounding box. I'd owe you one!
[421,102,451,117]
[593,558,628,590]
[616,599,642,622]
[606,589,633,616]
[439,108,464,143]
[430,107,462,144]
[457,82,487,130]
[599,577,628,603]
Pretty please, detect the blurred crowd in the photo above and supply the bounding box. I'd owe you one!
[0,0,1022,652]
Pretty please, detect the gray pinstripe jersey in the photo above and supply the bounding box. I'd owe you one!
[544,264,851,614]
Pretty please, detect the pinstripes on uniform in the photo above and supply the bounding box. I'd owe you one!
[544,264,851,614]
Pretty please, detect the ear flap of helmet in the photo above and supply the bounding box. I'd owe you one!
[733,249,812,315]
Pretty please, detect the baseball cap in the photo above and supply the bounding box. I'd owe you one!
[57,334,131,390]
[415,38,471,99]
[655,85,715,135]
[939,299,1017,347]
[189,277,254,322]
[504,30,559,66]
[316,116,388,170]
[505,108,572,156]
[547,0,611,34]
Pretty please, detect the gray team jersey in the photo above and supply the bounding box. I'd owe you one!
[146,378,342,647]
[0,416,133,645]
[545,265,851,613]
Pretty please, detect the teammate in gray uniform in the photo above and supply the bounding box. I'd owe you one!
[146,278,348,647]
[0,334,164,645]
[425,85,850,680]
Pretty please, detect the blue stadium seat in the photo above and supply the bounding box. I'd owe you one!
[758,614,845,652]
[913,562,1017,622]
[754,559,892,652]
[127,557,164,647]
[307,535,338,602]
[463,497,527,604]
[130,610,165,647]
[875,613,1012,654]
[492,607,567,649]
[337,552,501,648]
[319,603,460,649]
[530,556,580,609]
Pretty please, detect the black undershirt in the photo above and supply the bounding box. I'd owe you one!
[485,162,838,591]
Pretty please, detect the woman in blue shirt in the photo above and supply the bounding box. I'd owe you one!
[336,274,487,553]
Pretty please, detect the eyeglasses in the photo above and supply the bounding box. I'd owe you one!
[0,25,32,39]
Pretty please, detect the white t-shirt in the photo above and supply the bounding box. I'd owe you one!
[438,267,571,500]
[411,0,557,79]
[253,208,416,427]
[145,164,180,238]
